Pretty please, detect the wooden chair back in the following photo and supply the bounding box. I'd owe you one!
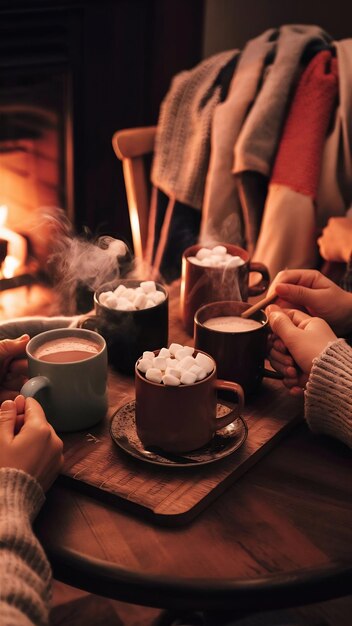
[112,127,156,261]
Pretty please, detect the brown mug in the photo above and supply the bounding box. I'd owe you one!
[78,279,169,375]
[135,350,244,453]
[194,301,280,397]
[180,243,270,336]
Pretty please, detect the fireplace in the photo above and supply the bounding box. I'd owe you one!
[0,4,76,315]
[0,4,73,265]
[0,0,204,317]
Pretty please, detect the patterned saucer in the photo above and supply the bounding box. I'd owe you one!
[110,401,247,467]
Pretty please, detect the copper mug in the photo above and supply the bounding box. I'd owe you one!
[180,243,270,336]
[135,350,244,453]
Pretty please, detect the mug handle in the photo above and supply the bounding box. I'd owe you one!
[76,314,100,331]
[21,376,50,398]
[248,262,270,296]
[212,379,245,432]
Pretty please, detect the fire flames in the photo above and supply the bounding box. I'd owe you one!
[0,205,27,278]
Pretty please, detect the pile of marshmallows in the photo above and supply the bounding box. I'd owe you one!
[99,281,165,311]
[188,245,245,268]
[137,344,214,386]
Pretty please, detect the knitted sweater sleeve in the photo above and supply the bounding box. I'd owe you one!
[305,339,352,448]
[0,468,51,626]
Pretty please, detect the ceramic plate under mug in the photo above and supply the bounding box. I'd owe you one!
[110,401,247,467]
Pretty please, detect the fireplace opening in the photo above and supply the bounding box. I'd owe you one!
[0,6,74,317]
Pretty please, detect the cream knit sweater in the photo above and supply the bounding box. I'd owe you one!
[0,468,51,626]
[305,338,352,448]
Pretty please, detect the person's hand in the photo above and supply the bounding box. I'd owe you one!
[267,305,337,395]
[267,269,352,336]
[0,395,64,492]
[0,335,30,401]
[317,217,352,263]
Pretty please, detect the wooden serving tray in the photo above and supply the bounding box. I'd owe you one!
[59,376,303,526]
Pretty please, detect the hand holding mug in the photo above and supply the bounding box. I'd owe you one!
[0,395,64,492]
[0,335,30,402]
[20,328,108,432]
[268,269,352,336]
[267,305,337,396]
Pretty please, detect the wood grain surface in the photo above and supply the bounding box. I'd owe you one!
[60,376,302,524]
[35,282,352,610]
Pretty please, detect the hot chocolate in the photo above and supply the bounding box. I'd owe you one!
[34,336,100,363]
[203,316,263,333]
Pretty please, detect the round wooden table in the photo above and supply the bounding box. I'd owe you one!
[35,285,352,618]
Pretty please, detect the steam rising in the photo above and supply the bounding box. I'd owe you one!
[43,208,130,314]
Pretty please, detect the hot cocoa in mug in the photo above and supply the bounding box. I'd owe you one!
[21,328,108,432]
[194,301,280,396]
[33,336,100,363]
[180,243,270,336]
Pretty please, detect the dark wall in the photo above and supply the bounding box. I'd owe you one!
[71,0,205,244]
[203,0,352,56]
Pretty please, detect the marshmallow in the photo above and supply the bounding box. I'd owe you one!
[137,358,153,373]
[114,284,127,296]
[169,343,183,356]
[144,299,156,308]
[174,346,194,360]
[158,347,171,358]
[162,374,181,386]
[212,245,227,256]
[187,256,202,265]
[153,356,167,370]
[140,344,213,386]
[140,280,156,294]
[209,254,223,267]
[165,367,181,379]
[189,364,206,381]
[187,246,245,269]
[196,247,212,260]
[145,368,163,383]
[104,294,118,308]
[143,351,155,360]
[99,291,114,306]
[124,288,137,301]
[178,355,196,370]
[150,290,166,305]
[180,371,197,385]
[134,293,147,309]
[225,256,245,269]
[116,296,135,310]
[195,352,214,374]
[195,368,207,381]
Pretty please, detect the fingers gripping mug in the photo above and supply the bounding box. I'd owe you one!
[180,243,270,336]
[20,328,108,432]
[135,350,244,453]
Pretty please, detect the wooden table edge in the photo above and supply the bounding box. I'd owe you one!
[48,543,352,611]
